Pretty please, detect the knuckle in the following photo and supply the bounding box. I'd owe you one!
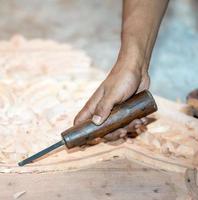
[74,112,83,125]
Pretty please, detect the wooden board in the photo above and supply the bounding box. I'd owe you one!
[0,95,197,174]
[0,36,197,200]
[1,159,197,200]
[0,36,197,174]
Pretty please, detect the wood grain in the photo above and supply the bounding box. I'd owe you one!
[0,159,191,200]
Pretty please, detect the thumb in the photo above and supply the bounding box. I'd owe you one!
[92,94,116,125]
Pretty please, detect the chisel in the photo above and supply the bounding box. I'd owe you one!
[18,90,157,166]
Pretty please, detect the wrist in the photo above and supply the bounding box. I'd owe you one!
[115,42,148,75]
[110,59,142,79]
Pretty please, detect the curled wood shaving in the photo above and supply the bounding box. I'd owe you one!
[13,191,26,199]
[0,35,104,164]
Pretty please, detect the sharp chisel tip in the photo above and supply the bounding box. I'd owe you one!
[18,140,64,167]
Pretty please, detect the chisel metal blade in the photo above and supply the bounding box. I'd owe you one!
[18,140,64,166]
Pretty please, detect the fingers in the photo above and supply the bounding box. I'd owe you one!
[104,117,149,141]
[141,117,148,125]
[126,119,142,131]
[75,70,150,127]
[78,117,149,148]
[126,117,148,131]
[74,87,104,125]
[104,128,127,141]
[86,137,102,145]
[92,93,117,125]
[74,83,119,126]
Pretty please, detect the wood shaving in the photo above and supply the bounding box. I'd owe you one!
[0,35,104,164]
[0,36,198,173]
[134,96,198,165]
[13,191,26,199]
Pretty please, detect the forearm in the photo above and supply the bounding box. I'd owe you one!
[117,0,169,73]
[75,0,169,128]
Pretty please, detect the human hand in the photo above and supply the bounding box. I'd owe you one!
[74,61,150,141]
[74,0,168,142]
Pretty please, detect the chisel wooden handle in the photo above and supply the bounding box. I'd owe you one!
[61,90,157,148]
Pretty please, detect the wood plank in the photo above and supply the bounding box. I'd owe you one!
[0,159,191,200]
[0,36,197,174]
[1,95,198,173]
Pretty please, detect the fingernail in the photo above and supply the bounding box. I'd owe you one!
[120,132,127,138]
[141,118,146,124]
[92,115,102,125]
[135,124,141,129]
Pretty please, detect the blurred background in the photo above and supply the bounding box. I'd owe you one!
[0,0,197,101]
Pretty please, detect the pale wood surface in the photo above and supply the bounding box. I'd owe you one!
[1,95,197,174]
[0,36,104,166]
[0,36,197,174]
[0,159,192,200]
[0,36,197,200]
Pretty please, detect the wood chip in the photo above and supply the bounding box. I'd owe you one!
[13,191,26,199]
